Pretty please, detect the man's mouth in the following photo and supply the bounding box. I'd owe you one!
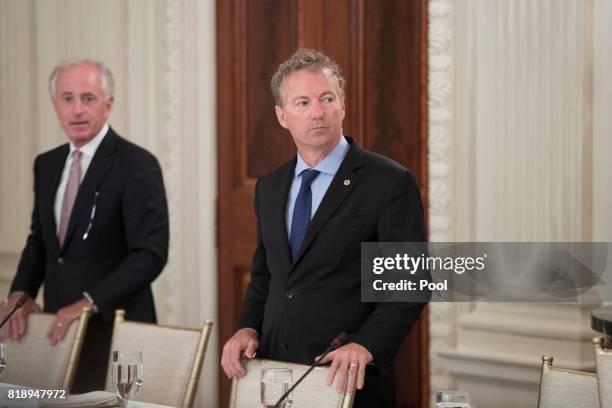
[70,121,88,126]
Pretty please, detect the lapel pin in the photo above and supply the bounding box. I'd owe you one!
[343,179,351,186]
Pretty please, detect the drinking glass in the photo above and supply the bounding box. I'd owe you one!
[260,368,293,408]
[0,338,6,374]
[435,390,471,408]
[112,351,143,403]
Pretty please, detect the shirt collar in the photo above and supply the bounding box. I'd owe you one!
[69,122,109,157]
[295,135,349,177]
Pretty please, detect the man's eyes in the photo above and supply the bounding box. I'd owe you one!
[294,96,334,107]
[60,95,96,103]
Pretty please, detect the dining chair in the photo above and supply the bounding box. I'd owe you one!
[105,309,213,407]
[1,308,92,391]
[593,337,612,408]
[537,354,599,408]
[229,358,355,408]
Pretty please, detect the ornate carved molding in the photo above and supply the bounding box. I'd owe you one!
[427,0,455,395]
[428,0,453,242]
[159,0,183,323]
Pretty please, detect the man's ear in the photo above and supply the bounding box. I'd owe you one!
[104,96,115,119]
[275,105,288,129]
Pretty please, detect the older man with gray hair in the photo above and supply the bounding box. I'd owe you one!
[1,58,169,391]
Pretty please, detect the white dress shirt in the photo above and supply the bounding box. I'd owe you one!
[54,123,109,234]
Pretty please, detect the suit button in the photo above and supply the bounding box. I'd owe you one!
[281,343,288,351]
[285,291,294,299]
[58,257,64,265]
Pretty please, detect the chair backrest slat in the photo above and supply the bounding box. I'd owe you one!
[105,309,213,408]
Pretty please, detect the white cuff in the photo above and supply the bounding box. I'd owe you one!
[82,292,98,313]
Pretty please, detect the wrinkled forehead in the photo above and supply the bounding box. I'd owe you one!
[281,68,343,99]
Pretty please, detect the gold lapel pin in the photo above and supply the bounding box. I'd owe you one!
[343,179,351,186]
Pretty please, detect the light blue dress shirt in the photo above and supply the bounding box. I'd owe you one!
[286,136,350,236]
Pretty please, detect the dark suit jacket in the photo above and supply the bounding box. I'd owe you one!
[237,137,427,405]
[11,127,169,323]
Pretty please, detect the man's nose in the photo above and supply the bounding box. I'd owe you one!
[72,99,85,114]
[310,102,323,119]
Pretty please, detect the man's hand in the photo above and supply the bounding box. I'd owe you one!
[0,291,41,341]
[221,328,259,379]
[316,342,373,394]
[47,299,91,345]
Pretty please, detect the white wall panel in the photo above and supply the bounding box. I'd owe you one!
[429,0,607,406]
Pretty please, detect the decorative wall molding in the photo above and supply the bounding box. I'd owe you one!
[155,0,183,326]
[427,0,455,396]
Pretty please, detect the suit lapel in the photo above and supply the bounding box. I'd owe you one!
[61,129,118,251]
[274,160,296,275]
[44,145,70,252]
[290,138,365,269]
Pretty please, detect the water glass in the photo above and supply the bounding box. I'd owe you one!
[261,368,293,408]
[0,339,6,373]
[435,390,471,408]
[112,351,143,402]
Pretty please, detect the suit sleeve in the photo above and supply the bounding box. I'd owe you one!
[87,154,169,313]
[235,179,271,334]
[350,169,429,374]
[10,156,46,298]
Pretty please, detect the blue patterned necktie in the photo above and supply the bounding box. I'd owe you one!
[289,169,320,261]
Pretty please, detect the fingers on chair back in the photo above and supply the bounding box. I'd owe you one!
[229,358,355,408]
[538,354,599,408]
[594,337,612,408]
[2,308,92,392]
[106,309,213,408]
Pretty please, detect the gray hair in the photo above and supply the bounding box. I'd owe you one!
[271,48,345,107]
[48,58,115,99]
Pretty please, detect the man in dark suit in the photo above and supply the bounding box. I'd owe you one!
[1,58,169,390]
[221,49,427,407]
